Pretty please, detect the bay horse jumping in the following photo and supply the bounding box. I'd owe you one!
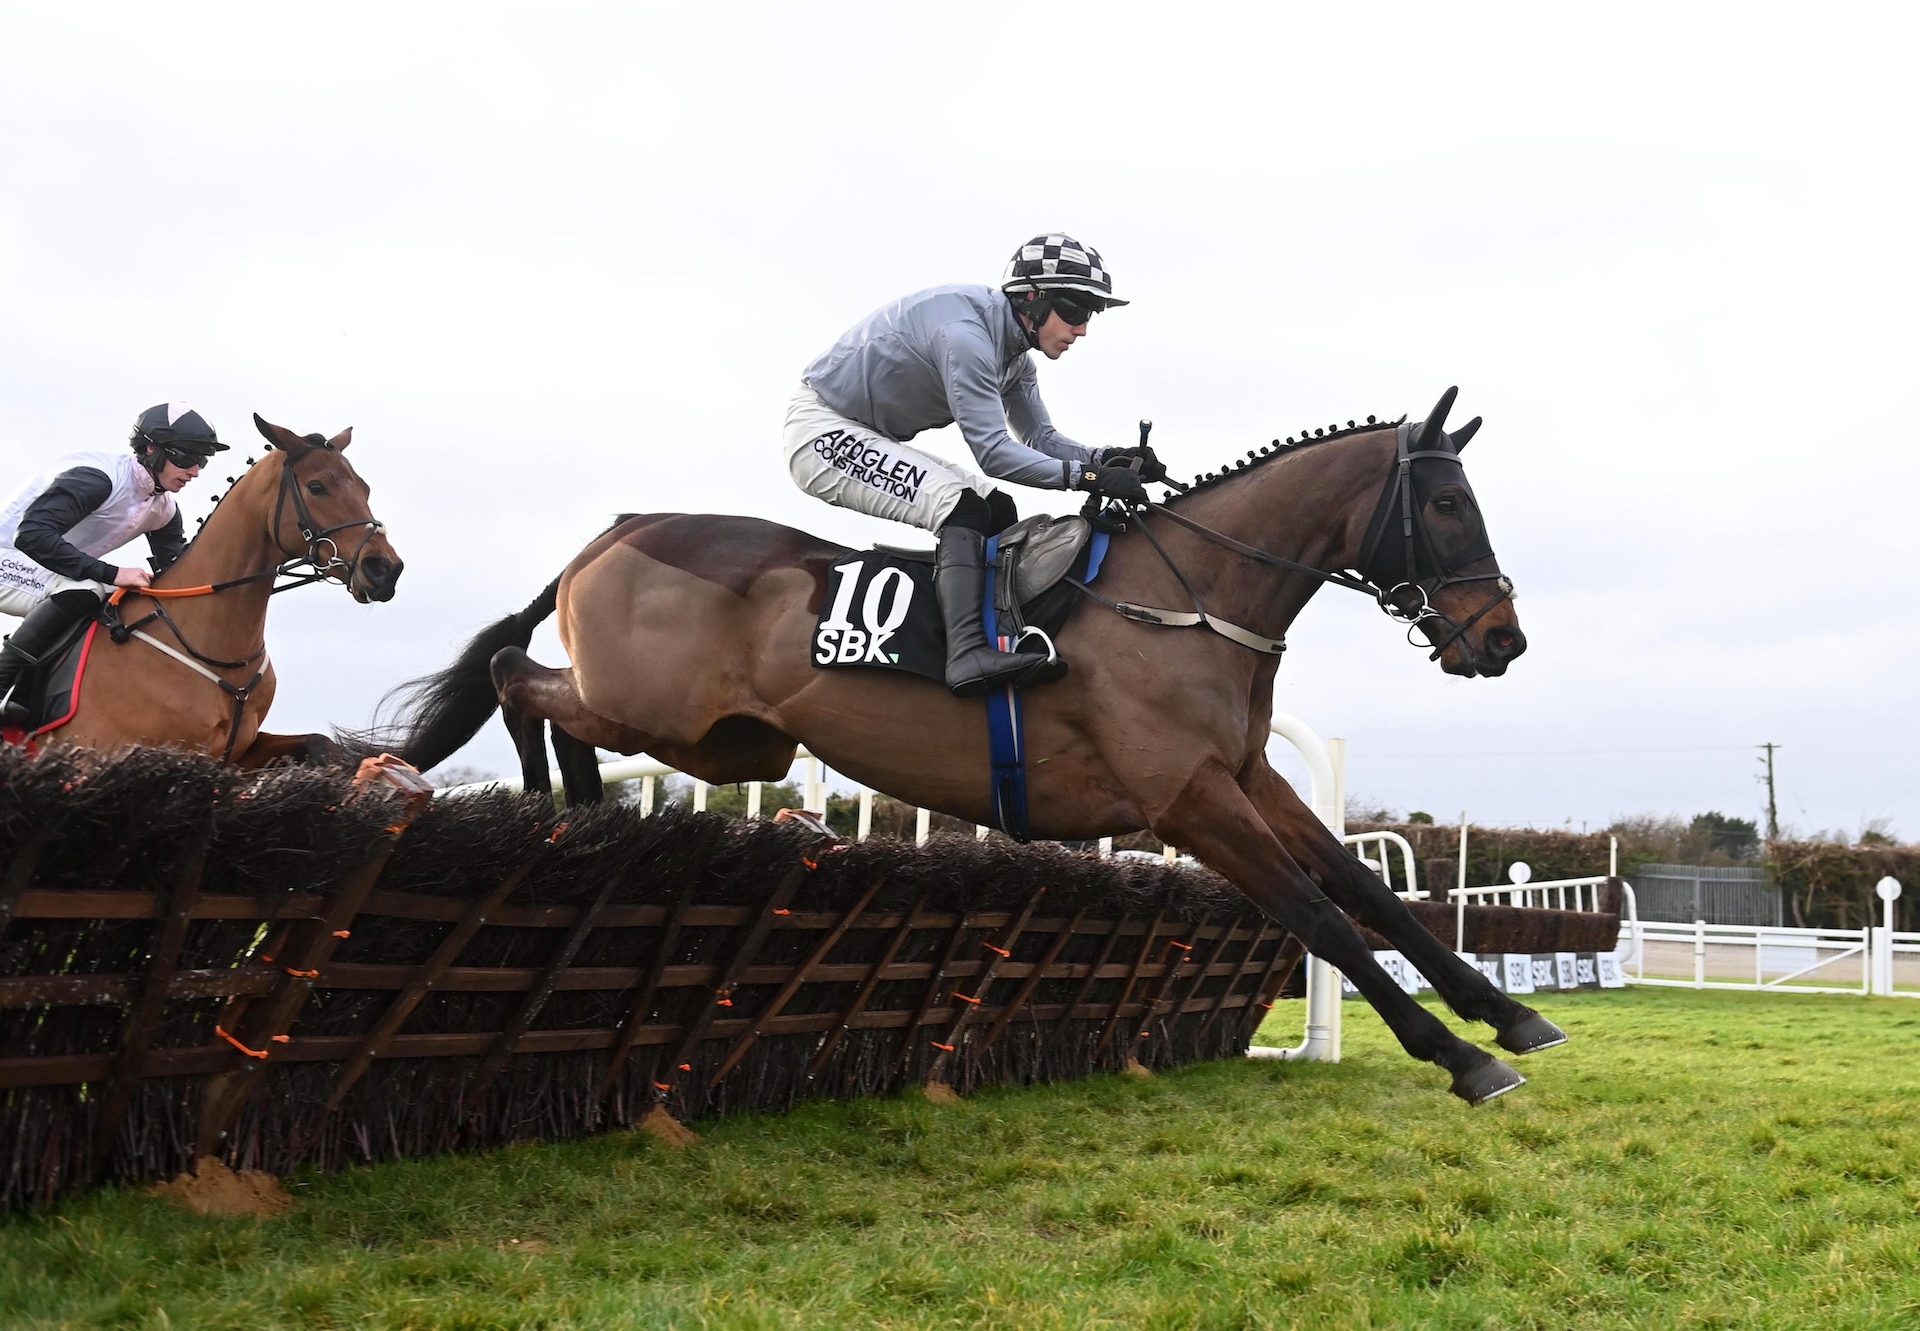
[27,415,402,766]
[366,388,1562,1102]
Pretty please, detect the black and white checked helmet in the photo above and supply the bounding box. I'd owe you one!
[999,234,1128,308]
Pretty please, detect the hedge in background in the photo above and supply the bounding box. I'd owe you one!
[1768,840,1920,929]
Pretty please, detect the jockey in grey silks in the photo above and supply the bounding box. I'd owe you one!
[784,234,1168,697]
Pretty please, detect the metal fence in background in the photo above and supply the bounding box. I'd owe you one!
[1631,863,1780,926]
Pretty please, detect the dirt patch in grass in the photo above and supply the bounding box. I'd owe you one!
[638,1104,700,1148]
[148,1158,291,1218]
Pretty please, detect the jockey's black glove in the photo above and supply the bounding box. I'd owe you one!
[1074,463,1150,505]
[1099,444,1169,484]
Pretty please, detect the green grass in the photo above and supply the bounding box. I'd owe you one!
[5,990,1920,1329]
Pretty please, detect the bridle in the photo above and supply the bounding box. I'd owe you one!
[1349,420,1517,661]
[267,444,387,588]
[1071,421,1516,663]
[102,446,387,759]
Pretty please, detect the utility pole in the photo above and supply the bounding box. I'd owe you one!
[1757,742,1780,841]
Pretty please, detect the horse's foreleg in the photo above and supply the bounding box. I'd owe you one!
[1241,763,1566,1057]
[1155,762,1524,1104]
[232,731,348,770]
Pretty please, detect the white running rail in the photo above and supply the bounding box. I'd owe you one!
[1876,929,1920,998]
[1624,918,1870,994]
[1346,829,1423,900]
[1447,874,1621,951]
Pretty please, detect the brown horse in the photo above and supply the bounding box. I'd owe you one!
[368,389,1561,1103]
[37,415,402,766]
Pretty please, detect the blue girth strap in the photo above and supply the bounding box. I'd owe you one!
[981,534,1030,843]
[976,528,1110,843]
[1085,529,1111,582]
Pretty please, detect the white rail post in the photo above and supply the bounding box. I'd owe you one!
[1249,714,1342,1065]
[1694,919,1706,988]
[640,775,656,816]
[857,787,873,841]
[915,806,930,846]
[1098,837,1114,858]
[746,781,763,820]
[693,780,709,813]
[1875,878,1902,996]
[1312,737,1348,1061]
[1458,811,1469,900]
[804,757,826,815]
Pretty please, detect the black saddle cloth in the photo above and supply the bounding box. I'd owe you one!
[3,616,95,737]
[810,528,1099,685]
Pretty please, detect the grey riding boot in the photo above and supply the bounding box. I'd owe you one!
[935,526,1051,698]
[0,591,97,726]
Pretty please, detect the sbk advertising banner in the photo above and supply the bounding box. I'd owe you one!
[1342,950,1625,999]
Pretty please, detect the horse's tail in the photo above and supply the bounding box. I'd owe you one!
[337,575,560,772]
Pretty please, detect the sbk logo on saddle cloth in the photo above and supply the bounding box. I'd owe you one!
[811,554,945,682]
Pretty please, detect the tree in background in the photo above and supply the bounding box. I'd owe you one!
[1858,818,1896,847]
[1346,795,1399,824]
[1690,811,1760,861]
[656,777,804,819]
[427,765,498,791]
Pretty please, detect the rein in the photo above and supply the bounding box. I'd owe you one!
[101,448,385,761]
[1069,422,1516,662]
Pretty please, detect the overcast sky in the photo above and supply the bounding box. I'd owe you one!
[3,4,1913,841]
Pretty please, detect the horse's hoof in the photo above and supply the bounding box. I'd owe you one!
[1498,1014,1568,1056]
[1452,1058,1525,1106]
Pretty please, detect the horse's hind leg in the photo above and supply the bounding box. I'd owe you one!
[1159,763,1523,1104]
[550,726,605,805]
[490,645,654,799]
[1243,763,1565,1057]
[499,703,553,797]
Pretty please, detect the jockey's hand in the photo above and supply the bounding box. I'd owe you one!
[112,567,152,589]
[1075,464,1150,506]
[1100,444,1169,484]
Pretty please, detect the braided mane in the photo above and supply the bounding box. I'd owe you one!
[183,436,336,547]
[1178,413,1406,497]
[184,451,266,547]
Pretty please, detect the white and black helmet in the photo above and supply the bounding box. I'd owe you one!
[130,402,228,457]
[1000,234,1128,308]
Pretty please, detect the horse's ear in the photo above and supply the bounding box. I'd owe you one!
[327,426,353,452]
[253,413,314,459]
[1416,386,1458,447]
[1451,416,1482,452]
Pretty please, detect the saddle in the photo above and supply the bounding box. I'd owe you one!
[879,513,1096,626]
[813,514,1105,682]
[0,616,99,743]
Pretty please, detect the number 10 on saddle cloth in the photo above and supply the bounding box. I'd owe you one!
[810,516,1104,683]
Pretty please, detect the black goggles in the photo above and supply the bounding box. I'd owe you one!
[161,447,211,469]
[1048,293,1103,326]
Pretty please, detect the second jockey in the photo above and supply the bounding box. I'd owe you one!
[0,403,226,725]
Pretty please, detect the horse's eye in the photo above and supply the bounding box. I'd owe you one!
[1434,496,1458,516]
[307,481,327,496]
